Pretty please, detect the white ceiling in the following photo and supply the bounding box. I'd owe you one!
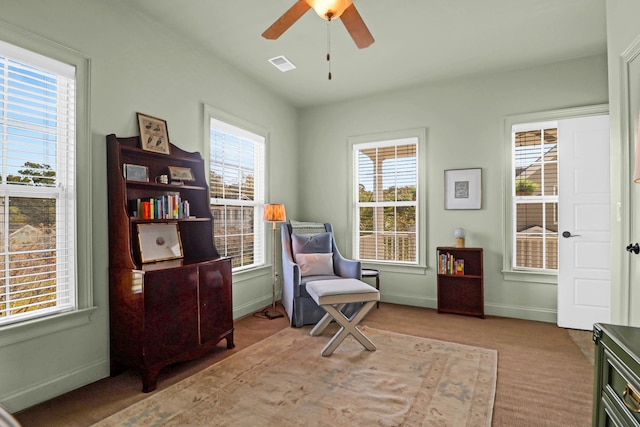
[125,0,607,108]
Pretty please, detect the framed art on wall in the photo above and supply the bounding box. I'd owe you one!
[444,168,482,209]
[137,112,170,155]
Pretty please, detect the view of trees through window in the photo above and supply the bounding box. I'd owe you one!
[356,142,418,263]
[2,165,58,317]
[0,44,76,324]
[208,116,265,270]
[210,168,257,268]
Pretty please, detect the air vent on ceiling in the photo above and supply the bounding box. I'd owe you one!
[268,56,296,72]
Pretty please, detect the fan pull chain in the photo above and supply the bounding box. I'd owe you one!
[326,22,332,80]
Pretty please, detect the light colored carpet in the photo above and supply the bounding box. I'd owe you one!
[567,329,595,365]
[92,326,497,426]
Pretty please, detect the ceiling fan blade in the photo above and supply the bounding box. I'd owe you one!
[262,0,311,40]
[340,4,374,49]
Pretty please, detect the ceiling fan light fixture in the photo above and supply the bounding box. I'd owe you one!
[305,0,353,21]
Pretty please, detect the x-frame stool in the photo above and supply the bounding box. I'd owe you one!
[307,278,380,357]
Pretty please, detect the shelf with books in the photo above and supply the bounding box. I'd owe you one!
[128,194,191,219]
[107,133,233,392]
[129,217,210,224]
[436,247,484,318]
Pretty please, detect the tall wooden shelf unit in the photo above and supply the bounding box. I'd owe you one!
[106,133,234,392]
[436,247,484,318]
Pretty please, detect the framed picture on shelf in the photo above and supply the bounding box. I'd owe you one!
[444,168,482,209]
[168,165,195,182]
[137,223,184,263]
[137,112,170,155]
[123,163,149,182]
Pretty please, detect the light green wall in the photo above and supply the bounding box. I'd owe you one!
[605,0,640,326]
[0,0,629,414]
[298,54,609,320]
[0,0,298,412]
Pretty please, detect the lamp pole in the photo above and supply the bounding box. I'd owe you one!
[265,220,283,318]
[263,203,285,319]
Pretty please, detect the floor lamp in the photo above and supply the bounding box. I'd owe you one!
[263,203,286,319]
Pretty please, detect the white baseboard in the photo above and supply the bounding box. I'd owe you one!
[1,358,109,413]
[382,293,437,309]
[484,302,556,323]
[233,295,275,319]
[381,292,557,323]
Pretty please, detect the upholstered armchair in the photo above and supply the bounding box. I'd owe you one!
[281,221,362,327]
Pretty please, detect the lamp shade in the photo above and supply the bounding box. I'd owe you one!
[263,204,286,222]
[305,0,353,20]
[454,228,466,238]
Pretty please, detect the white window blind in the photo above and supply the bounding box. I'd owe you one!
[512,122,558,270]
[354,138,418,263]
[0,40,76,325]
[209,118,265,270]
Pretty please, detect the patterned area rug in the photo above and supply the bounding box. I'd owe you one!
[94,326,497,426]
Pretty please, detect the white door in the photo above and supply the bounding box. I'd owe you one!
[557,114,610,330]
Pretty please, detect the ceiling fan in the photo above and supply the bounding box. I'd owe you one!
[262,0,374,49]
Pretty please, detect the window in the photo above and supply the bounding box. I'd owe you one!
[353,137,419,264]
[207,108,265,271]
[512,121,558,271]
[0,40,76,326]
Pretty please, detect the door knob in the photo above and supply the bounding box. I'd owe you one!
[627,243,640,254]
[562,231,581,238]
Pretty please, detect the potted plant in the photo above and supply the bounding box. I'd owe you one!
[515,179,538,195]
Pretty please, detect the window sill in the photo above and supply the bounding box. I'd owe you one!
[502,269,557,285]
[232,264,271,283]
[0,306,98,348]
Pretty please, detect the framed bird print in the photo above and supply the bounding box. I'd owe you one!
[167,165,195,182]
[137,112,170,155]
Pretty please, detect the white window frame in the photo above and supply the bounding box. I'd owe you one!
[502,105,608,284]
[348,128,427,272]
[204,105,266,273]
[0,22,93,346]
[511,121,559,273]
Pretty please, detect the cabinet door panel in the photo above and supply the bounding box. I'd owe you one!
[199,260,233,344]
[144,267,199,363]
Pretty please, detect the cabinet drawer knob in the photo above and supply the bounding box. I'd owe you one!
[624,383,640,413]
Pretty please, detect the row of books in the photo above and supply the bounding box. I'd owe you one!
[438,252,465,275]
[129,194,191,219]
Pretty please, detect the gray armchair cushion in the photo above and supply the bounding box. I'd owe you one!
[296,253,334,276]
[292,232,332,256]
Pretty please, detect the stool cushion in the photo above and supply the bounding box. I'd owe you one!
[307,278,379,306]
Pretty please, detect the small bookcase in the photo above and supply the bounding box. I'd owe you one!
[436,247,484,318]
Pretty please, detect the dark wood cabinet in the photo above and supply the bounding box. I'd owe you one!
[436,247,484,318]
[593,323,640,427]
[107,134,234,392]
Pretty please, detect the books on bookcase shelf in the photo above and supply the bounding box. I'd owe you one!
[438,252,465,275]
[128,193,191,219]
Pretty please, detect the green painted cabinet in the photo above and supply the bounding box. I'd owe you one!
[592,323,640,426]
